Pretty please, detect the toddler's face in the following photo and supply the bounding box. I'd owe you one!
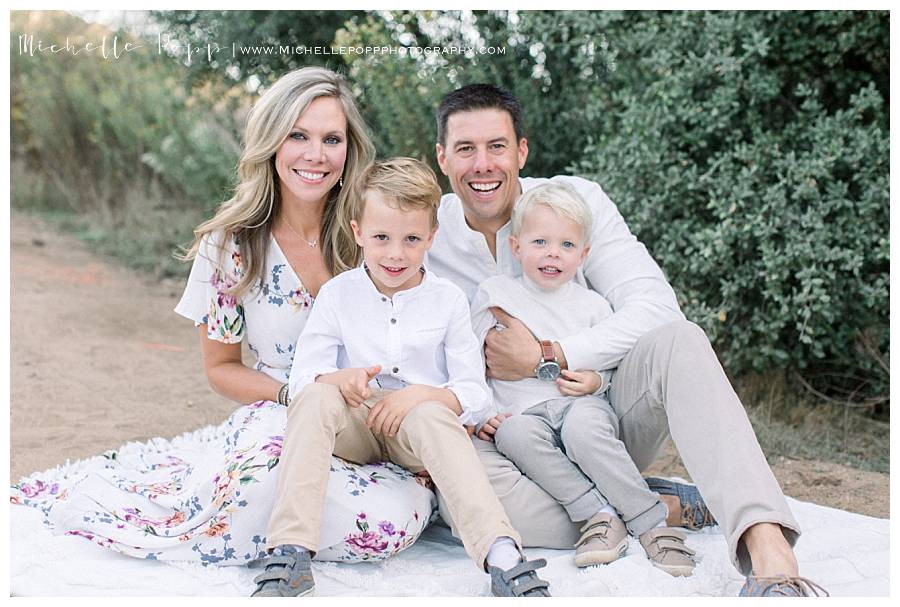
[509,204,590,290]
[351,190,436,298]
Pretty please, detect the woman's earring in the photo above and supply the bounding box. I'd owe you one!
[339,176,344,188]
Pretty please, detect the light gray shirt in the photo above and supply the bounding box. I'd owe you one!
[428,175,685,373]
[471,274,614,420]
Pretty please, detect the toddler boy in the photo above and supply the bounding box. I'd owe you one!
[472,182,696,576]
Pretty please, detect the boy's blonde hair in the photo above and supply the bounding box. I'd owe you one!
[352,157,442,228]
[511,182,593,242]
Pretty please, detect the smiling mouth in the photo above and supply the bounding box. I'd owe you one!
[539,266,562,275]
[381,265,407,276]
[293,169,328,183]
[468,181,501,195]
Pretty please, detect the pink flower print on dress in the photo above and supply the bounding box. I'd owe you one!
[205,519,230,537]
[261,436,283,458]
[345,530,389,556]
[18,479,59,498]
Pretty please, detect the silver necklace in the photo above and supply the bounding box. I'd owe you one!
[281,216,318,248]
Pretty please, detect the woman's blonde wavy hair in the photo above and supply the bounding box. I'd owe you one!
[182,66,374,298]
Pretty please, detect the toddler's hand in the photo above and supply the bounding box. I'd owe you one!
[476,413,512,441]
[339,365,381,407]
[556,369,602,396]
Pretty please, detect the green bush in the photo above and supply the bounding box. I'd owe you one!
[573,11,889,409]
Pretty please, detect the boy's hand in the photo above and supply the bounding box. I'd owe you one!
[331,365,380,407]
[476,413,512,441]
[555,369,602,396]
[366,385,427,437]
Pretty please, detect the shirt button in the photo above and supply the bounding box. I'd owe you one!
[392,367,399,373]
[381,297,387,302]
[390,318,397,324]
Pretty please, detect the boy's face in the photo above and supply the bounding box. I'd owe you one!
[351,190,437,298]
[509,204,590,290]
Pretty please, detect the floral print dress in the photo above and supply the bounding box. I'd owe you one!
[10,230,436,565]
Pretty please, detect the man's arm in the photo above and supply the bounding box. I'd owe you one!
[556,177,684,371]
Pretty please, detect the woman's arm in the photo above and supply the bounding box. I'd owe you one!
[197,325,283,404]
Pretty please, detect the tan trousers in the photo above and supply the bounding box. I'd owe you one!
[439,320,800,575]
[267,383,521,569]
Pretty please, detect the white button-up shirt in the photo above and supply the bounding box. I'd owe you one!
[288,266,491,426]
[427,175,685,373]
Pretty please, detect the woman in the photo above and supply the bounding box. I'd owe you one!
[11,67,435,565]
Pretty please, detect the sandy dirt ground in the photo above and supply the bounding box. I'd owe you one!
[9,211,889,519]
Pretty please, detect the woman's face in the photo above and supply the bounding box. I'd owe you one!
[275,96,348,210]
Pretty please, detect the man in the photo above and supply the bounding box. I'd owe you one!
[426,83,825,597]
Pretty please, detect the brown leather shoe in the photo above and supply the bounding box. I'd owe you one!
[574,512,629,567]
[639,527,696,577]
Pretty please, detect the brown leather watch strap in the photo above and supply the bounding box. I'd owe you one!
[539,339,556,362]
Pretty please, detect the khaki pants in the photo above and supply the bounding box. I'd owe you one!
[439,320,800,575]
[267,383,521,569]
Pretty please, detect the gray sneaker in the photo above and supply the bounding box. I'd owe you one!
[249,545,315,597]
[739,575,829,596]
[488,557,552,597]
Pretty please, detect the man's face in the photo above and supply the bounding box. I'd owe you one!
[436,109,529,229]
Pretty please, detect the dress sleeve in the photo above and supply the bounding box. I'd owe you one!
[174,231,246,344]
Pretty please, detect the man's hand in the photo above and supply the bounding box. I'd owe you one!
[318,365,381,407]
[485,308,541,380]
[555,369,602,396]
[366,385,427,437]
[476,413,512,441]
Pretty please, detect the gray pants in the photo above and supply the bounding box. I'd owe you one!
[439,320,800,575]
[493,396,667,537]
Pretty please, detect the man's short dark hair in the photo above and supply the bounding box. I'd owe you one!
[436,83,525,147]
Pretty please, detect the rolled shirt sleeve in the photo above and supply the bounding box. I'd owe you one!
[287,283,341,401]
[441,289,493,427]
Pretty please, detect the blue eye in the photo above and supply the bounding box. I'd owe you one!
[374,234,388,241]
[563,241,576,249]
[325,135,342,145]
[406,235,420,243]
[533,239,546,246]
[289,132,306,141]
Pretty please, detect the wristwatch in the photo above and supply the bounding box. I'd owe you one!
[534,340,561,380]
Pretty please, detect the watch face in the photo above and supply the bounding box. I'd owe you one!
[537,362,561,380]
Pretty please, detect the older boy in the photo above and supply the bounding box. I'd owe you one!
[253,158,551,597]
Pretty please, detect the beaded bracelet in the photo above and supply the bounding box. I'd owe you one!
[277,383,291,406]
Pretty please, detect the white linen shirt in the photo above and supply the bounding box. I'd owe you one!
[288,266,491,426]
[427,175,685,373]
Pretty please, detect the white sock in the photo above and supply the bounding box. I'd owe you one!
[597,504,618,518]
[486,536,521,571]
[654,502,670,528]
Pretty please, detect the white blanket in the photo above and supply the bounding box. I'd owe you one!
[10,454,889,597]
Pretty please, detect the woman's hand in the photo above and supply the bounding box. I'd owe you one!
[555,369,602,396]
[476,413,512,441]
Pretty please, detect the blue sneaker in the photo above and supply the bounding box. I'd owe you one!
[645,477,717,530]
[739,575,828,596]
[249,545,315,597]
[488,557,552,597]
